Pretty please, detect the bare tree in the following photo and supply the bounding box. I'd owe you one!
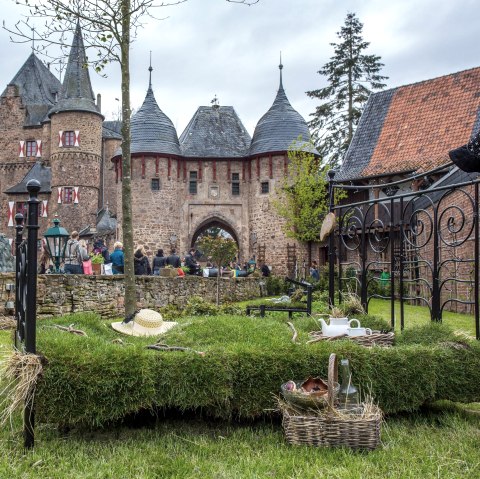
[6,0,258,319]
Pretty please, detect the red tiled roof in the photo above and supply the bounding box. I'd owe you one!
[342,67,480,180]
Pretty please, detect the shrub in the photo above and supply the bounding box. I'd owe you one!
[183,296,219,316]
[265,276,288,296]
[33,313,480,428]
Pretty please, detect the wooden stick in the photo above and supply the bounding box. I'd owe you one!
[146,344,205,356]
[286,322,298,343]
[51,324,87,336]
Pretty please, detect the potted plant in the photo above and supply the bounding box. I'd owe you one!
[160,265,178,278]
[90,252,104,275]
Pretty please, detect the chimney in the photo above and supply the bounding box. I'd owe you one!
[97,93,102,113]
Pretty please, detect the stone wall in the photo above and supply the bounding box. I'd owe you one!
[0,273,263,319]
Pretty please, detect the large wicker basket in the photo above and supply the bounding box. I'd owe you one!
[308,331,394,348]
[280,353,382,450]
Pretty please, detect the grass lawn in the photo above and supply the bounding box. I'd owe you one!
[1,299,480,478]
[367,298,477,336]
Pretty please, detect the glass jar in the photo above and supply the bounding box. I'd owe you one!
[338,359,360,411]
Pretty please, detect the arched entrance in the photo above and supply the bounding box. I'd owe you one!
[191,218,240,250]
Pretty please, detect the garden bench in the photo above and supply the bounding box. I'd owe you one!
[246,277,313,318]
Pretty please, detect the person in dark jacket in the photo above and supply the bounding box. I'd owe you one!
[260,262,271,277]
[184,248,200,275]
[152,249,167,275]
[166,248,181,268]
[93,238,111,264]
[134,246,151,275]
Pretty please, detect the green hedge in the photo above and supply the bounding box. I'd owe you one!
[33,313,480,428]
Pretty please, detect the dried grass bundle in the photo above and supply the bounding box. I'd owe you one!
[0,350,43,425]
[0,317,16,331]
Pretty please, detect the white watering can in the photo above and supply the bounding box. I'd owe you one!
[319,317,360,337]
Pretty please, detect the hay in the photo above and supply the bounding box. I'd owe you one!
[0,316,16,331]
[0,350,43,426]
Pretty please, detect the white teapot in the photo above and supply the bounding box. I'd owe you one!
[319,317,360,337]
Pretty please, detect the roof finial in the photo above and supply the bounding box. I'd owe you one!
[211,94,219,109]
[148,51,153,90]
[279,51,283,90]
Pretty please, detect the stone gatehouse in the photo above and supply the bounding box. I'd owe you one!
[0,23,322,275]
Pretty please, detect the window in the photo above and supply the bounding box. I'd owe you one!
[26,140,37,157]
[16,202,27,217]
[189,171,198,195]
[63,131,75,147]
[231,173,240,196]
[151,178,160,191]
[63,187,74,204]
[261,181,269,194]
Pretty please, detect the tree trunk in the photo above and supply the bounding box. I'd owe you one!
[120,0,136,319]
[216,265,221,305]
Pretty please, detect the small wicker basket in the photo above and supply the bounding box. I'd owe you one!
[281,353,339,410]
[280,353,382,450]
[308,331,394,348]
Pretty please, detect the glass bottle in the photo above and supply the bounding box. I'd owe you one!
[338,359,359,411]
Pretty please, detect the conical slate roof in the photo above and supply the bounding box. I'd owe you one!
[180,105,251,158]
[115,81,181,157]
[249,64,317,156]
[3,53,61,126]
[5,161,51,194]
[48,22,101,117]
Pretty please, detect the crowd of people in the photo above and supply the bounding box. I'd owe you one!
[39,233,272,278]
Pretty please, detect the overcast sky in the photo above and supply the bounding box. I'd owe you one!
[1,0,478,136]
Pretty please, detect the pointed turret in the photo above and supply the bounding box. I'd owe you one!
[249,61,317,156]
[115,65,181,157]
[48,22,101,117]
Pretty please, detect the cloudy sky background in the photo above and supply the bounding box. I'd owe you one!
[0,0,478,136]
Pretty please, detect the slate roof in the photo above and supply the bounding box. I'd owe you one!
[103,120,122,140]
[4,162,51,194]
[115,86,181,157]
[339,67,480,181]
[249,66,317,157]
[180,105,251,158]
[2,53,61,126]
[48,22,101,118]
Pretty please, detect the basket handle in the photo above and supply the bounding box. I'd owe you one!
[327,352,338,408]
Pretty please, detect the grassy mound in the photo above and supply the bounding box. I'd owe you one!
[31,312,480,428]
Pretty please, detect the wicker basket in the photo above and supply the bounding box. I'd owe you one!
[308,331,394,347]
[281,354,339,410]
[280,353,382,450]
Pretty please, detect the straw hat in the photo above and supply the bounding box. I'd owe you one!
[111,309,178,337]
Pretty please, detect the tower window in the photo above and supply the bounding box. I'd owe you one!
[232,173,240,196]
[25,140,37,157]
[189,171,198,195]
[16,201,27,217]
[63,131,75,147]
[63,187,74,204]
[261,181,269,194]
[151,178,160,191]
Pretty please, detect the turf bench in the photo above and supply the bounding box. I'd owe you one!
[246,277,313,318]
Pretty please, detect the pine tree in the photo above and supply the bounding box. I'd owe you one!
[307,12,388,168]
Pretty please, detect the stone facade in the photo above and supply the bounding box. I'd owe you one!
[0,273,262,319]
[0,27,320,276]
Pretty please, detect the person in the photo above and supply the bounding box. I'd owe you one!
[134,246,151,275]
[166,248,181,268]
[152,249,167,275]
[38,244,51,274]
[260,262,271,277]
[64,231,83,274]
[93,238,111,264]
[380,267,390,285]
[310,260,320,282]
[110,241,125,274]
[184,248,200,275]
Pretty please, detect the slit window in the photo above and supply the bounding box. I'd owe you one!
[232,173,240,195]
[189,171,198,195]
[151,178,160,191]
[261,181,269,194]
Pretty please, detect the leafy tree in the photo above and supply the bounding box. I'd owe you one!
[306,12,388,168]
[8,0,258,319]
[197,236,238,305]
[273,140,345,262]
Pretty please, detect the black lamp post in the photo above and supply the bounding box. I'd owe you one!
[44,217,69,273]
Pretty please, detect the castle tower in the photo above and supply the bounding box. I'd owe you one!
[48,22,103,233]
[248,61,318,274]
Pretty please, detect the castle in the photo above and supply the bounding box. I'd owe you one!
[0,24,318,275]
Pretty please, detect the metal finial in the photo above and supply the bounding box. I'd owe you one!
[148,51,153,89]
[279,52,283,89]
[211,94,219,109]
[31,26,35,52]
